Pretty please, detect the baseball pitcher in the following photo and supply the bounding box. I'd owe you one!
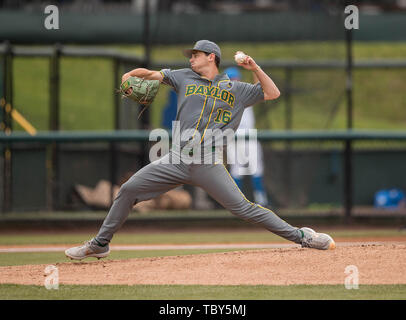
[65,40,335,260]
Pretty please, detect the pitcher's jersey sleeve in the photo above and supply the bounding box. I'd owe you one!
[235,81,265,107]
[160,68,188,93]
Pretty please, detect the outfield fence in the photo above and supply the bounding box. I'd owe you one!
[1,43,406,219]
[1,129,406,221]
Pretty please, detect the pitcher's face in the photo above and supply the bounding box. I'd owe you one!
[189,50,212,73]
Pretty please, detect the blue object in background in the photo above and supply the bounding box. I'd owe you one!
[162,90,178,130]
[374,188,405,209]
[224,67,241,80]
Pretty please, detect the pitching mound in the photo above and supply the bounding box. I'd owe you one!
[0,243,405,286]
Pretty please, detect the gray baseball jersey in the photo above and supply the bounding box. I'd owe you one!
[160,68,264,147]
[95,68,301,246]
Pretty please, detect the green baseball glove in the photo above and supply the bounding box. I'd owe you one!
[120,76,160,105]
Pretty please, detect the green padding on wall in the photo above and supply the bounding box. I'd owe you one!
[1,11,405,44]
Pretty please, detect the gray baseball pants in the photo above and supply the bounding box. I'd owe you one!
[95,150,302,245]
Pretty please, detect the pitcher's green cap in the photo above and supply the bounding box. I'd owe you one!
[183,40,221,60]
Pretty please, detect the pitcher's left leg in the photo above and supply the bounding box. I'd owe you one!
[191,163,302,243]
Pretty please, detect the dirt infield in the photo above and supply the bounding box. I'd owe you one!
[0,242,405,286]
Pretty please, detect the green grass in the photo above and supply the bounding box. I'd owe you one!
[0,249,246,267]
[0,284,404,300]
[7,41,406,132]
[116,41,406,60]
[0,231,282,246]
[0,228,404,246]
[13,57,114,131]
[1,227,404,300]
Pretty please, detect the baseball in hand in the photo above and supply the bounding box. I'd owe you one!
[234,51,247,64]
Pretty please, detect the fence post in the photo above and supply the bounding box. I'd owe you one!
[139,0,151,166]
[344,26,354,224]
[1,41,13,213]
[283,67,293,207]
[110,58,121,205]
[48,43,61,211]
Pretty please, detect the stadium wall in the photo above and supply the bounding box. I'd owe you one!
[0,11,405,44]
[4,146,406,211]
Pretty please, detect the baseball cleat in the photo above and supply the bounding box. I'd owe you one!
[299,227,336,250]
[65,239,110,261]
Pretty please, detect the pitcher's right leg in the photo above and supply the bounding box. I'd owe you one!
[65,154,190,260]
[96,156,189,245]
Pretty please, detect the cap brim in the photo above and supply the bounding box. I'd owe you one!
[183,48,209,58]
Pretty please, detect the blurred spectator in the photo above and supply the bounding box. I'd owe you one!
[225,67,270,207]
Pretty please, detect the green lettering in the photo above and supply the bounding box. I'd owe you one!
[207,86,216,97]
[185,85,196,96]
[227,93,235,107]
[223,110,232,123]
[195,85,205,95]
[214,109,222,123]
[221,89,229,102]
[213,87,221,99]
